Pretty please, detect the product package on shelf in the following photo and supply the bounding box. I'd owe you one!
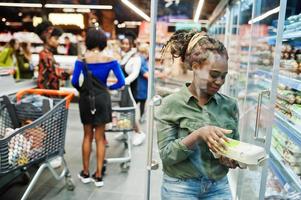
[250,42,274,71]
[284,13,301,34]
[266,171,285,198]
[279,44,301,78]
[272,128,301,177]
[276,86,301,120]
[291,104,301,125]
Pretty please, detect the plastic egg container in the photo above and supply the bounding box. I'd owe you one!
[8,134,32,167]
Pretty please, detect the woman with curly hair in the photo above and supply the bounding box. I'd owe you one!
[156,30,240,200]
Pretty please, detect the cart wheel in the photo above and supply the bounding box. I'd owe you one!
[120,162,130,172]
[21,172,31,185]
[65,177,75,191]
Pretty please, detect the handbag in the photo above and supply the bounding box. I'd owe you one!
[80,57,108,115]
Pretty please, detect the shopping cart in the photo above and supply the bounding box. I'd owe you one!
[0,89,75,200]
[104,85,136,172]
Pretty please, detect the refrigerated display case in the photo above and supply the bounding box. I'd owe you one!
[209,0,301,199]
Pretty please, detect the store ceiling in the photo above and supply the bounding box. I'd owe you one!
[0,0,220,21]
[0,0,221,32]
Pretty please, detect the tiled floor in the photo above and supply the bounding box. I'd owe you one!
[0,103,163,200]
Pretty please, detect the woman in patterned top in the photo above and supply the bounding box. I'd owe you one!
[35,21,67,90]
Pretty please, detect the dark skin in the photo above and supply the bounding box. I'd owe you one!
[181,53,238,169]
[121,38,131,53]
[81,48,114,178]
[45,36,72,76]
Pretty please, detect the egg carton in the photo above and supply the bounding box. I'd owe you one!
[212,138,268,170]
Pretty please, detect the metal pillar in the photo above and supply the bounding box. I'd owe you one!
[144,0,159,200]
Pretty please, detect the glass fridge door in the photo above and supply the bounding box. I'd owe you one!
[234,0,284,199]
[265,0,301,199]
[224,1,246,109]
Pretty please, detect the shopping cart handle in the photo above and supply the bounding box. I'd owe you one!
[16,89,75,109]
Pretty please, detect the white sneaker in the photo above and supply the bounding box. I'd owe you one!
[91,173,104,187]
[132,132,146,146]
[114,132,126,141]
[78,171,92,184]
[49,157,62,168]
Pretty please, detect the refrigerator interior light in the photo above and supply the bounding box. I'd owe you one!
[121,0,150,22]
[248,6,280,24]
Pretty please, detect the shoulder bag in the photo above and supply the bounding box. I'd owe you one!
[80,58,108,115]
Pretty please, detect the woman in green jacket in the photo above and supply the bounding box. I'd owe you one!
[0,39,19,67]
[156,30,239,200]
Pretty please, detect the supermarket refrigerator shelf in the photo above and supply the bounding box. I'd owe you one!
[269,155,286,187]
[254,69,301,91]
[274,112,301,147]
[261,31,301,42]
[283,31,301,40]
[270,147,301,192]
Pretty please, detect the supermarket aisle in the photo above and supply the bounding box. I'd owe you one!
[0,103,163,200]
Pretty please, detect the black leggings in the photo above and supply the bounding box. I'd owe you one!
[135,99,146,118]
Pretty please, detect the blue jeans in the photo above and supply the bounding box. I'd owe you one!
[161,174,232,200]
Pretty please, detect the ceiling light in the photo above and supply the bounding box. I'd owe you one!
[164,0,180,7]
[2,18,6,22]
[124,21,142,26]
[0,3,42,8]
[18,12,23,17]
[33,16,43,27]
[248,6,280,24]
[63,8,75,12]
[165,2,173,8]
[170,18,209,24]
[45,4,112,10]
[49,13,85,29]
[76,8,91,13]
[121,0,150,22]
[117,23,126,28]
[114,20,119,25]
[193,0,204,23]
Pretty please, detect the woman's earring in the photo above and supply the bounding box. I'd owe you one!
[191,62,200,70]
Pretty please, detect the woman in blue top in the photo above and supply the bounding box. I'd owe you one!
[72,28,125,187]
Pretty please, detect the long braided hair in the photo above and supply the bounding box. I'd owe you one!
[161,30,228,70]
